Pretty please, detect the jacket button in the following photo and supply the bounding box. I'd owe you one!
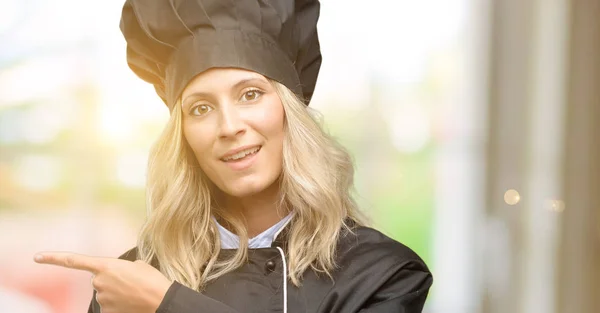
[265,260,276,273]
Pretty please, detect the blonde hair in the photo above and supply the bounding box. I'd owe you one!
[137,80,367,290]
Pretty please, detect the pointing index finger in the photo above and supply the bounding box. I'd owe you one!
[34,252,107,274]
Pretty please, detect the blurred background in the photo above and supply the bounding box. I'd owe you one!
[0,0,598,312]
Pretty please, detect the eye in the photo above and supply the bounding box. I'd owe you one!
[241,89,264,102]
[190,104,213,116]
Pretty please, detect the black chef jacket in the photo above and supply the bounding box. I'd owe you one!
[87,223,433,313]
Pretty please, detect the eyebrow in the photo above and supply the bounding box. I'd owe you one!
[182,77,269,108]
[232,77,268,91]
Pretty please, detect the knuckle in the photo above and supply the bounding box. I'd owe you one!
[101,267,112,276]
[92,276,104,290]
[91,278,99,290]
[95,292,107,304]
[102,262,113,271]
[64,255,75,268]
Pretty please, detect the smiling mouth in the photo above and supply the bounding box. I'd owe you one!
[221,146,262,162]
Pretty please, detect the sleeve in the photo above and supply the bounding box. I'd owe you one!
[358,261,433,313]
[155,281,240,313]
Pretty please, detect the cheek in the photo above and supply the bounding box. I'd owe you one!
[183,125,213,164]
[261,101,285,168]
[254,98,285,137]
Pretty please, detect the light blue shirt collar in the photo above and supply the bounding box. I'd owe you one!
[215,213,293,249]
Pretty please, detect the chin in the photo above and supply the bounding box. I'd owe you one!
[222,179,272,198]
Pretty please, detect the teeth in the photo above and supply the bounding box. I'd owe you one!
[222,147,260,161]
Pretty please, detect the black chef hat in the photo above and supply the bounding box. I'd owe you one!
[119,0,322,110]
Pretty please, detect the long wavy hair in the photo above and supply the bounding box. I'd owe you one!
[137,79,367,290]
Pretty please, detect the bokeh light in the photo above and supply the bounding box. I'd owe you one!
[504,189,521,205]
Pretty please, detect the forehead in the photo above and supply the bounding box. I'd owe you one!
[182,68,269,97]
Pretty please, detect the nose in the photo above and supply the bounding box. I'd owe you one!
[218,104,246,139]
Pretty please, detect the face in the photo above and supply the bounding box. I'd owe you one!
[180,68,285,199]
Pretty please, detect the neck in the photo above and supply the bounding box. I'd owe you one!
[220,182,289,238]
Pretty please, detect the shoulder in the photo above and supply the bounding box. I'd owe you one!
[330,225,432,301]
[335,224,431,280]
[330,225,433,310]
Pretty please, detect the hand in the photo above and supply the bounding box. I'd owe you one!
[34,252,172,313]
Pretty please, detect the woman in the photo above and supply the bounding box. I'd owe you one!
[34,0,433,312]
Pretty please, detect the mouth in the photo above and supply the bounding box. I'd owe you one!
[220,146,262,162]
